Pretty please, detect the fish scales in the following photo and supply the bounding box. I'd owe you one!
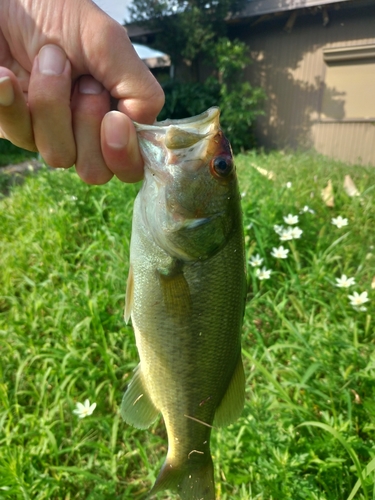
[121,107,246,500]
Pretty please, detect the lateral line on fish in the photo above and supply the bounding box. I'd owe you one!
[183,414,215,429]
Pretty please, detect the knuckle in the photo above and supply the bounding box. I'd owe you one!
[29,87,66,111]
[76,163,113,185]
[35,131,76,169]
[146,81,165,116]
[41,151,75,169]
[154,84,165,110]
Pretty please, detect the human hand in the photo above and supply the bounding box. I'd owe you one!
[0,0,164,184]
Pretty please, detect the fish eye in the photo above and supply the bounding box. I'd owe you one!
[211,156,234,178]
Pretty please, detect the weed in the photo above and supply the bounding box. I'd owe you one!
[1,152,375,499]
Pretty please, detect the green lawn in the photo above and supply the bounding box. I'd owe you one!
[0,140,37,167]
[1,151,374,499]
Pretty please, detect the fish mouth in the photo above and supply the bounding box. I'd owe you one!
[134,107,220,143]
[134,107,223,177]
[152,107,220,130]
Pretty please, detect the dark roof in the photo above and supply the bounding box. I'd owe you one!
[239,0,351,18]
[126,0,363,38]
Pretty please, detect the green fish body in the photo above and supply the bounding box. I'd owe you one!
[121,108,246,500]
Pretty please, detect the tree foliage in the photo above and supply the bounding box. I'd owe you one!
[208,38,266,152]
[129,0,266,151]
[158,38,266,152]
[128,0,247,65]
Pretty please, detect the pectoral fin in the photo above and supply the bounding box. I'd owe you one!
[158,260,192,317]
[124,265,134,324]
[214,355,245,427]
[121,365,159,429]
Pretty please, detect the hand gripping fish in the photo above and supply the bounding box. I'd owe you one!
[121,107,246,500]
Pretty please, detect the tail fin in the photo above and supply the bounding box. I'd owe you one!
[148,457,215,500]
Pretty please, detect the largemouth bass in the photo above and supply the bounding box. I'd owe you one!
[121,107,246,500]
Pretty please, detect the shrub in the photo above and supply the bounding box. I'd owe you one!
[158,39,265,153]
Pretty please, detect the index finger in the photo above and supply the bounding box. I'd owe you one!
[78,9,164,124]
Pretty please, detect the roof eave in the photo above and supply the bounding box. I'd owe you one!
[237,0,352,18]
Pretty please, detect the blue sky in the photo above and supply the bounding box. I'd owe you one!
[93,0,132,24]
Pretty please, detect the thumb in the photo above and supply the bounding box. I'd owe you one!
[79,6,164,124]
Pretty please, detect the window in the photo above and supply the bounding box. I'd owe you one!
[321,44,375,121]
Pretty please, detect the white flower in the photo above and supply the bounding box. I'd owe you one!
[274,224,284,235]
[246,223,253,230]
[249,253,263,267]
[348,291,369,311]
[256,267,272,280]
[289,226,303,239]
[286,182,292,188]
[241,192,246,198]
[335,275,356,288]
[283,214,299,225]
[279,226,302,240]
[300,205,315,214]
[271,245,289,259]
[332,216,348,228]
[73,399,97,419]
[280,228,293,241]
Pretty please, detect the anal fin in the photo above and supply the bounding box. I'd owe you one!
[121,364,159,429]
[214,354,245,427]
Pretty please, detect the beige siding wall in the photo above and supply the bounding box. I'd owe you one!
[312,122,375,166]
[235,4,375,166]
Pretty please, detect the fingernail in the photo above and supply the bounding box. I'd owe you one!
[38,44,67,75]
[79,76,104,95]
[103,111,128,149]
[0,76,14,106]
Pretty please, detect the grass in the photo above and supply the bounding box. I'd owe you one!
[0,140,39,195]
[0,139,37,167]
[0,150,375,499]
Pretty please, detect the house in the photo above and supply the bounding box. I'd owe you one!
[128,0,375,166]
[227,0,375,166]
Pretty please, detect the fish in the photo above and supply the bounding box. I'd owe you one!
[121,107,246,500]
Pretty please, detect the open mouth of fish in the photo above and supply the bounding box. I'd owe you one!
[134,107,226,177]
